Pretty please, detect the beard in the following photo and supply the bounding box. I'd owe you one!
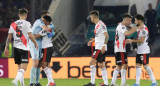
[136,24,140,26]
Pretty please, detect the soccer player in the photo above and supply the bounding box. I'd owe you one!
[84,10,109,86]
[35,15,56,86]
[4,8,38,86]
[126,14,158,86]
[29,11,53,86]
[111,13,143,86]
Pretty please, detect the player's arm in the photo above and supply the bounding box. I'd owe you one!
[101,32,109,54]
[33,34,42,38]
[28,32,38,49]
[130,36,145,43]
[124,25,143,36]
[4,33,12,56]
[41,24,54,31]
[87,38,95,46]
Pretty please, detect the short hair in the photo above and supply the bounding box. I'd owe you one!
[18,8,28,15]
[135,14,144,21]
[41,10,49,17]
[43,15,52,22]
[123,13,132,19]
[90,10,99,17]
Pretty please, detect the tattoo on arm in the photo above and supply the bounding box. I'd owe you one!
[104,36,109,44]
[5,34,12,49]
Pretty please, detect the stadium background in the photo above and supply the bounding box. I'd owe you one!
[0,0,160,86]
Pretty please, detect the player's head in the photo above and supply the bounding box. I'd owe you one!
[122,13,132,26]
[41,10,49,18]
[148,3,152,10]
[18,8,28,19]
[90,10,99,23]
[42,15,52,25]
[134,14,144,26]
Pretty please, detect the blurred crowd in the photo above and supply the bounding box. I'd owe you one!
[0,0,30,28]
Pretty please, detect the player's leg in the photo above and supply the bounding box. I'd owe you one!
[99,62,109,86]
[84,50,98,86]
[41,48,56,86]
[111,65,121,86]
[111,52,122,86]
[11,48,21,86]
[120,52,128,86]
[132,54,142,86]
[35,58,43,86]
[142,54,158,86]
[29,45,40,86]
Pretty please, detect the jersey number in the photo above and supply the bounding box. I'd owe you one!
[16,26,22,37]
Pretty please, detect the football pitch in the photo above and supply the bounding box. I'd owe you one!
[0,78,160,86]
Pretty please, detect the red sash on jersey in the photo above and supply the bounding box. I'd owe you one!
[94,24,100,34]
[11,22,27,47]
[137,28,142,39]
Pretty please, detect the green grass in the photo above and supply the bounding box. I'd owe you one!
[0,78,159,86]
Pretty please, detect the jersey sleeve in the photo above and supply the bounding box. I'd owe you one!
[8,25,14,33]
[120,26,127,34]
[26,22,32,33]
[101,24,107,33]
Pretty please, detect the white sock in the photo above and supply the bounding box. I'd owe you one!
[15,69,24,82]
[136,66,141,84]
[111,69,120,85]
[90,65,96,84]
[121,69,127,85]
[44,67,54,83]
[144,66,156,83]
[101,68,108,85]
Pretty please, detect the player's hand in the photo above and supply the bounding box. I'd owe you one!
[126,39,132,44]
[87,40,93,46]
[35,43,38,50]
[101,46,105,54]
[4,48,9,56]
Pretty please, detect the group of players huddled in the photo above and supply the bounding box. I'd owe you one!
[3,8,159,86]
[4,8,56,86]
[84,10,158,86]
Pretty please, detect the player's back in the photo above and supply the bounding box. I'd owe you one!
[9,20,32,50]
[31,19,44,45]
[114,23,127,52]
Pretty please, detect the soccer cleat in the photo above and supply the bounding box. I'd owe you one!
[84,82,96,86]
[151,82,158,86]
[120,84,130,86]
[100,82,109,86]
[35,83,42,86]
[29,83,35,86]
[46,82,56,86]
[110,84,119,86]
[11,79,18,86]
[132,83,140,86]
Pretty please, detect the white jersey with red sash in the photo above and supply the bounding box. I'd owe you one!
[136,25,150,54]
[94,20,107,51]
[8,20,32,50]
[114,23,127,53]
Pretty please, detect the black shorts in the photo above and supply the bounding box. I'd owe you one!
[92,49,105,62]
[13,47,30,65]
[42,47,54,62]
[115,52,127,65]
[136,54,149,65]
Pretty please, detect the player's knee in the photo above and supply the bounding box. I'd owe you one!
[99,63,105,68]
[143,65,148,69]
[116,65,122,70]
[90,60,95,65]
[122,64,128,69]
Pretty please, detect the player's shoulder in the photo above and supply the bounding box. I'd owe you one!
[117,23,126,30]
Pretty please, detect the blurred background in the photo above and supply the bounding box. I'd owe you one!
[0,0,160,58]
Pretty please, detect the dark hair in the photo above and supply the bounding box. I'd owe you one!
[90,10,99,17]
[135,14,144,21]
[41,10,49,17]
[19,8,28,15]
[123,13,132,19]
[43,15,52,22]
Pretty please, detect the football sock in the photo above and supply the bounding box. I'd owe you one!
[101,68,108,85]
[111,69,120,85]
[136,66,141,84]
[35,67,41,84]
[44,67,54,83]
[144,65,156,83]
[30,67,36,84]
[121,69,127,85]
[90,65,96,84]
